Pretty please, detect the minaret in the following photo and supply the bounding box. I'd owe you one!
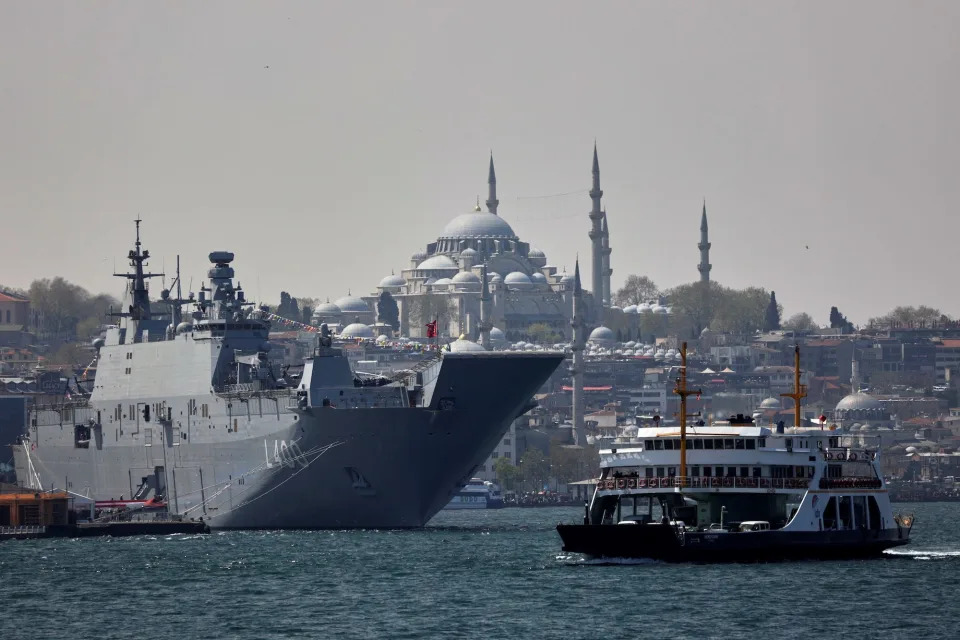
[486,153,499,215]
[601,211,612,306]
[698,200,712,283]
[479,264,491,349]
[851,348,861,394]
[588,143,605,307]
[570,258,586,446]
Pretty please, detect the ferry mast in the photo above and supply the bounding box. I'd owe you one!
[674,342,701,488]
[780,345,808,428]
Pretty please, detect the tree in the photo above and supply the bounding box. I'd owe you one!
[519,448,550,492]
[376,291,400,331]
[613,275,659,307]
[301,306,313,325]
[666,281,721,335]
[493,457,521,491]
[276,291,300,321]
[829,306,855,333]
[27,277,118,343]
[782,312,819,334]
[869,305,951,329]
[763,291,781,331]
[406,294,456,337]
[525,322,557,344]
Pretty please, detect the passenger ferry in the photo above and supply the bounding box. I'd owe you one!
[557,345,914,562]
[444,478,505,510]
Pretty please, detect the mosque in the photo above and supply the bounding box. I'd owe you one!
[313,147,615,342]
[312,146,714,345]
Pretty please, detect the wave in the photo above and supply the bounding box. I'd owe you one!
[556,554,661,566]
[884,548,960,559]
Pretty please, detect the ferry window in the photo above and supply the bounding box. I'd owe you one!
[735,438,745,450]
[714,439,724,449]
[644,440,653,449]
[715,466,723,477]
[691,466,700,477]
[693,439,703,450]
[645,468,654,478]
[795,466,805,477]
[807,467,816,478]
[838,496,852,530]
[656,467,665,477]
[758,438,766,448]
[703,466,712,477]
[740,466,749,477]
[704,439,714,450]
[853,496,867,529]
[664,439,674,450]
[823,497,838,530]
[868,497,882,531]
[668,467,677,477]
[655,440,664,450]
[752,467,761,478]
[724,439,734,450]
[726,467,736,477]
[746,439,756,450]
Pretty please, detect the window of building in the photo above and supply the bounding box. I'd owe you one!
[504,452,511,459]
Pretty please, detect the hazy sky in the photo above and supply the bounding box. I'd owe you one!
[2,1,958,326]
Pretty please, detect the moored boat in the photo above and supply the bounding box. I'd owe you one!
[557,344,914,562]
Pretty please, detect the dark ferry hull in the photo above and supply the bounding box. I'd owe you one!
[557,524,911,562]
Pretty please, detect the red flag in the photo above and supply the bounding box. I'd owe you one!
[426,320,437,338]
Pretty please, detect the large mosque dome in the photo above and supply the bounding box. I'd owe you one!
[835,392,882,413]
[334,295,371,313]
[417,255,459,270]
[589,326,616,344]
[440,211,517,240]
[340,323,374,339]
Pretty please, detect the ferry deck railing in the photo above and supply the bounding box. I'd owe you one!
[596,475,884,492]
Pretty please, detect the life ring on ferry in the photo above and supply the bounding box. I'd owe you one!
[825,452,833,460]
[617,478,626,490]
[836,452,846,461]
[849,453,858,461]
[637,478,647,488]
[628,478,637,489]
[605,479,615,490]
[722,478,733,488]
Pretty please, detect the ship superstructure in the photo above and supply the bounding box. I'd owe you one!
[14,225,563,528]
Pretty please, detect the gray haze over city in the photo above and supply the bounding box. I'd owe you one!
[2,1,957,325]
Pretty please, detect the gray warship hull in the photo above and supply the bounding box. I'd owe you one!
[15,352,562,529]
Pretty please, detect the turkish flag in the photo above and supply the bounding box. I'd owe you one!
[426,320,437,338]
[819,414,827,423]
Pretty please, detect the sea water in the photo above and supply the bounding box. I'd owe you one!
[1,502,957,639]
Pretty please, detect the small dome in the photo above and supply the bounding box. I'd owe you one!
[588,326,616,343]
[527,248,547,267]
[339,323,374,339]
[759,397,781,410]
[379,274,406,288]
[417,255,459,271]
[452,271,480,283]
[638,303,652,313]
[489,327,506,343]
[623,305,638,314]
[448,337,486,352]
[489,272,502,283]
[530,272,548,285]
[432,277,452,287]
[313,301,342,317]
[334,296,370,313]
[460,247,478,257]
[411,250,427,261]
[835,392,883,413]
[558,271,574,283]
[440,212,517,239]
[504,272,532,288]
[652,304,667,314]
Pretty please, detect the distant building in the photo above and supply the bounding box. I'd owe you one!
[0,291,31,347]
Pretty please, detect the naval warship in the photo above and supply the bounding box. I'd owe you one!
[13,224,563,528]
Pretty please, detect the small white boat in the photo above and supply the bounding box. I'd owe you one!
[445,478,505,510]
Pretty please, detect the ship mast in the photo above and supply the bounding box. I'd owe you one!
[780,345,808,428]
[674,342,701,488]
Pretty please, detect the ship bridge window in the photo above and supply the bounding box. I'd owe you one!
[693,439,703,450]
[823,496,838,530]
[664,439,675,450]
[735,439,745,450]
[704,439,714,450]
[868,496,882,531]
[758,438,766,448]
[746,439,756,450]
[654,440,664,450]
[722,439,732,449]
[644,440,654,449]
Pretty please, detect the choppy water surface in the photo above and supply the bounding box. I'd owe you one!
[2,502,958,639]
